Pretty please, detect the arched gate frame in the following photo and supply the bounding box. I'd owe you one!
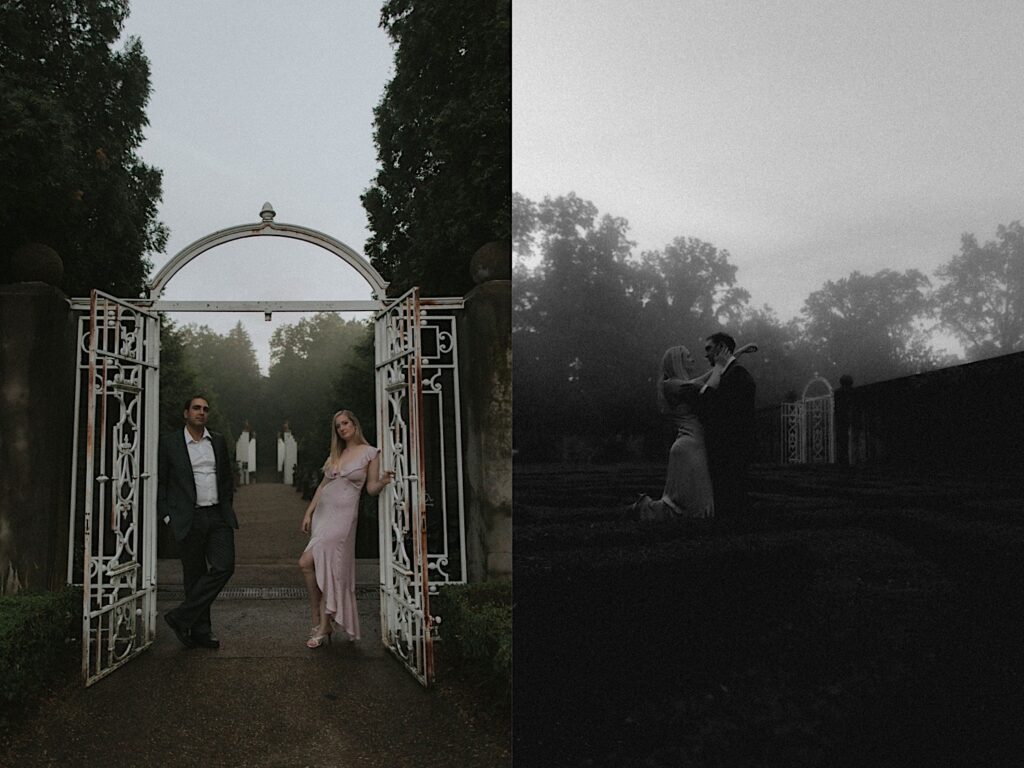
[67,204,465,687]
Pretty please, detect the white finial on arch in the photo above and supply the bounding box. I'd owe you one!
[145,203,388,299]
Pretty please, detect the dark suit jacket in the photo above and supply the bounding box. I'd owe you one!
[699,361,756,470]
[158,429,238,542]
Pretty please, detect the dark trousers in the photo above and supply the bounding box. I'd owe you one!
[709,457,750,517]
[170,504,235,636]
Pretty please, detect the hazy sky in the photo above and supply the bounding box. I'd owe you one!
[120,2,393,372]
[513,0,1024,340]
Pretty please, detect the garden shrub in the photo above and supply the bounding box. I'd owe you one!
[0,587,81,732]
[431,580,511,692]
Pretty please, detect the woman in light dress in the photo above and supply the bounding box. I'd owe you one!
[299,410,393,648]
[631,342,756,520]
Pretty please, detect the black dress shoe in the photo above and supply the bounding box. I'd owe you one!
[191,633,221,650]
[164,613,195,649]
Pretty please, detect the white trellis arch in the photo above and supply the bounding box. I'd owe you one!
[781,375,836,464]
[68,204,463,687]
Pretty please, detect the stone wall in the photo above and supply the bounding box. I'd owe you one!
[0,283,77,593]
[834,351,1024,471]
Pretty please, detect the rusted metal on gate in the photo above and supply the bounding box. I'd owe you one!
[375,288,436,685]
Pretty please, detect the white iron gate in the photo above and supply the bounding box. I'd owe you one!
[781,376,835,464]
[417,308,467,588]
[67,290,160,686]
[375,288,434,685]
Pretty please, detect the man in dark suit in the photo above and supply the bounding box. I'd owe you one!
[158,395,238,649]
[699,332,756,516]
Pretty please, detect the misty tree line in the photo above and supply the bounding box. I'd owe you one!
[513,192,1024,460]
[158,314,375,493]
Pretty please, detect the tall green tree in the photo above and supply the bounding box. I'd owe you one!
[362,0,510,297]
[734,306,816,406]
[157,317,205,433]
[264,314,370,475]
[800,269,940,385]
[514,192,765,457]
[0,0,167,295]
[513,194,643,450]
[178,322,262,442]
[934,221,1024,360]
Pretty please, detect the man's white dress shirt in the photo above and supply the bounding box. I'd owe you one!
[185,427,219,507]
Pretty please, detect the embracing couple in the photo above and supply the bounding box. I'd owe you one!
[630,332,757,520]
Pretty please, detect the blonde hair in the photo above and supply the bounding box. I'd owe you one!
[656,345,694,413]
[324,409,368,470]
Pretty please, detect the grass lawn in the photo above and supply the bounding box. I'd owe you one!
[513,463,1024,767]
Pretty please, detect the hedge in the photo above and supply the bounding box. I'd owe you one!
[431,580,511,692]
[0,587,81,733]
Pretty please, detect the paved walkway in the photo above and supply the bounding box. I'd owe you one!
[4,484,509,768]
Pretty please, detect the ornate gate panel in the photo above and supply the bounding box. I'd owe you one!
[375,288,434,685]
[418,308,466,588]
[804,395,835,463]
[68,291,160,686]
[781,376,835,465]
[781,401,806,463]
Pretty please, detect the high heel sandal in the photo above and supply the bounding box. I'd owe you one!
[306,630,333,649]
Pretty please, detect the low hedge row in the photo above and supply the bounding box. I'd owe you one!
[431,580,511,692]
[0,587,81,731]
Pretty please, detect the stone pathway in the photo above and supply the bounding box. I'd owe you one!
[4,483,509,767]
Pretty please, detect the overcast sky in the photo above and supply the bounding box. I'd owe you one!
[513,0,1024,345]
[121,2,393,372]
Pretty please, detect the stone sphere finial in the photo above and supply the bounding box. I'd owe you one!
[470,241,511,284]
[260,202,276,222]
[9,242,64,285]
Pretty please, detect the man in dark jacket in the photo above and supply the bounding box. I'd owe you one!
[158,395,238,649]
[699,332,756,516]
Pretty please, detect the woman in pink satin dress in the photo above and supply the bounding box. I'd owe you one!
[299,410,393,648]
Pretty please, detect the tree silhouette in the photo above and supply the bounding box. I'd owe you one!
[801,269,941,385]
[362,0,510,297]
[934,221,1024,360]
[0,0,166,295]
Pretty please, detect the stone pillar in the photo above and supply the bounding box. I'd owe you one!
[834,374,854,466]
[457,242,511,581]
[0,251,76,593]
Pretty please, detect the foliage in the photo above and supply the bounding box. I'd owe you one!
[362,0,511,297]
[431,580,511,694]
[801,269,942,385]
[734,306,816,407]
[514,192,755,459]
[0,0,167,295]
[157,316,207,434]
[332,323,377,444]
[265,314,371,483]
[512,191,987,459]
[934,221,1024,360]
[635,237,750,350]
[0,587,81,734]
[178,321,262,445]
